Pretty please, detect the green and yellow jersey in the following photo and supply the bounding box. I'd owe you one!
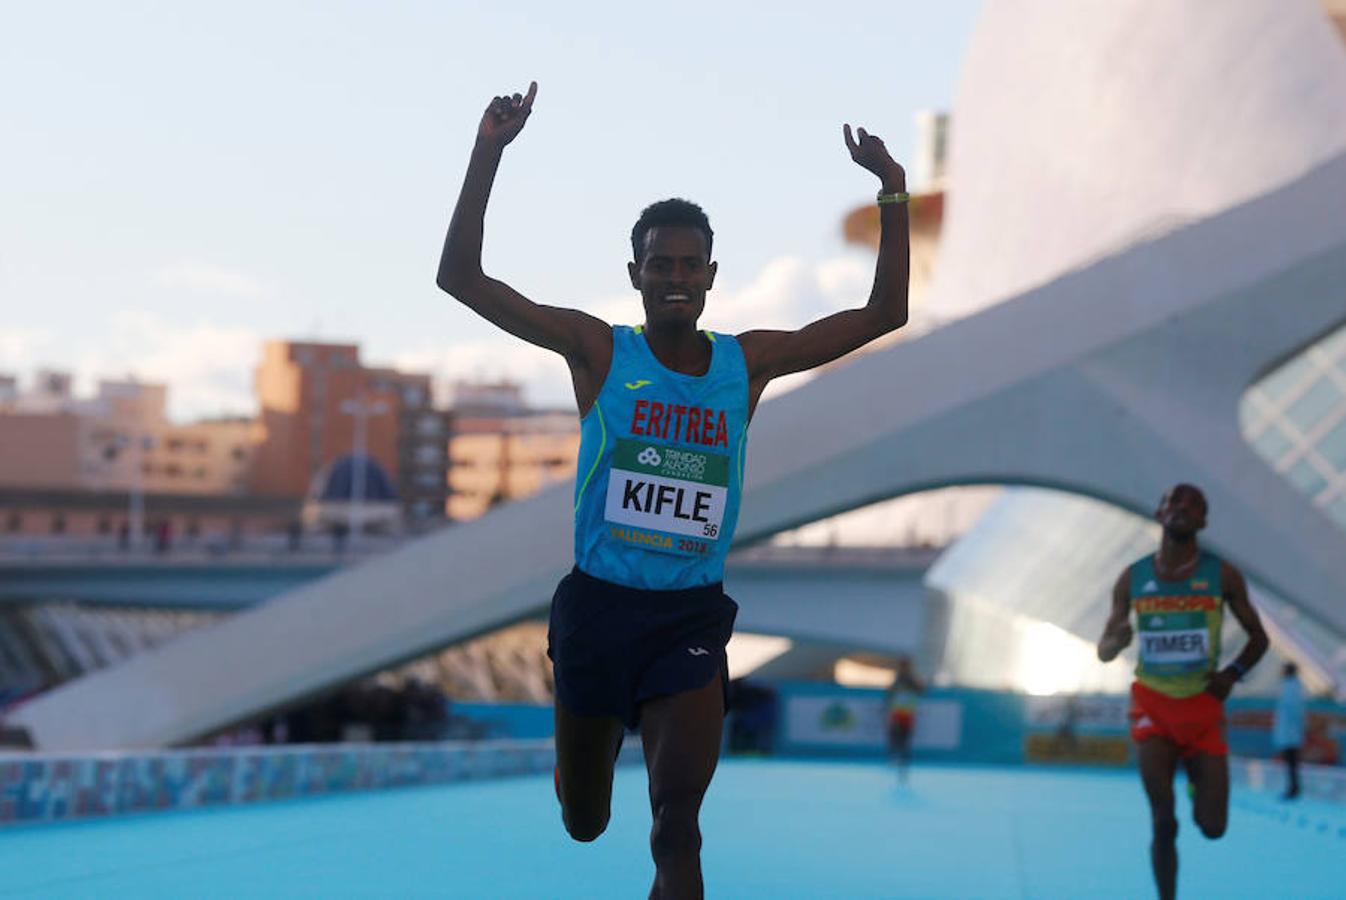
[1129,552,1224,699]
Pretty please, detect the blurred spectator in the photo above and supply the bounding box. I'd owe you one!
[726,679,776,755]
[154,520,172,554]
[261,679,456,745]
[404,678,451,741]
[1054,695,1082,755]
[331,521,349,556]
[1273,662,1305,799]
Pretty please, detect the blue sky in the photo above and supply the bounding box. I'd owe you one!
[0,0,982,420]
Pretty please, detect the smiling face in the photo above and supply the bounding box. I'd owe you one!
[628,225,717,330]
[1155,483,1208,539]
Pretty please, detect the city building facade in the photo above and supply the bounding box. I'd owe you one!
[443,381,578,522]
[1,340,450,542]
[250,341,450,530]
[0,375,282,542]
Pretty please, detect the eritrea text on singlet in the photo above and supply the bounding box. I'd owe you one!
[572,325,749,590]
[1129,552,1225,699]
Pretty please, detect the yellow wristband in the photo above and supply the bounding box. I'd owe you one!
[877,191,910,206]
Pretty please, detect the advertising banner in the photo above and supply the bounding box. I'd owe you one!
[783,695,962,751]
[1226,703,1345,763]
[1022,695,1131,766]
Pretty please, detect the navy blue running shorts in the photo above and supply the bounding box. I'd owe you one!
[547,566,738,730]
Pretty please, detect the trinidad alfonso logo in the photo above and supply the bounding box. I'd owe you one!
[637,446,662,466]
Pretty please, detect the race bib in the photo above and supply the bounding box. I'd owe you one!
[604,439,729,553]
[1138,612,1210,670]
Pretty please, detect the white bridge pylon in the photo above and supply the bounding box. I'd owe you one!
[11,152,1346,751]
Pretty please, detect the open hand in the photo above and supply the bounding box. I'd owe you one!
[477,82,537,149]
[843,124,905,188]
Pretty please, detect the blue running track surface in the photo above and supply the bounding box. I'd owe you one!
[2,760,1342,898]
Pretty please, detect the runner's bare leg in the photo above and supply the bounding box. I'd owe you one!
[554,702,625,841]
[1139,736,1181,900]
[640,673,724,899]
[1189,752,1229,839]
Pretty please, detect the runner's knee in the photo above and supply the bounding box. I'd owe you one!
[1151,814,1178,845]
[1196,810,1226,840]
[563,806,609,843]
[650,797,702,863]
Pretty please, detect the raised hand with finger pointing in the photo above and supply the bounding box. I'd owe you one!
[477,81,537,149]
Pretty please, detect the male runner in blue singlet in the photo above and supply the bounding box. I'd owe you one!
[437,83,910,899]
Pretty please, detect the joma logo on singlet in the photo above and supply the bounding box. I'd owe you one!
[630,399,730,449]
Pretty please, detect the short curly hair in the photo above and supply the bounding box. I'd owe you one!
[1162,482,1208,514]
[630,198,713,263]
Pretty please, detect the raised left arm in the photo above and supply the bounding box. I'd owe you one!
[738,124,909,407]
[1205,562,1270,700]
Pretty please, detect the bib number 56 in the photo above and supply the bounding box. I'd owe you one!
[702,523,719,538]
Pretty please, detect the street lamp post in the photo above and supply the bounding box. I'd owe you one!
[339,396,389,550]
[128,435,144,551]
[103,432,153,552]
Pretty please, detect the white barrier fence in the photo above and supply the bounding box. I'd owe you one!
[1232,756,1346,805]
[5,744,1336,830]
[0,739,644,828]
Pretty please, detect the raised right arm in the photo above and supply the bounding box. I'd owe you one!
[436,83,610,405]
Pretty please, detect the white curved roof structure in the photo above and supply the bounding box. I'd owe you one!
[934,0,1346,317]
[10,0,1346,749]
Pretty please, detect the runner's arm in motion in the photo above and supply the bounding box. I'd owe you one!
[436,82,611,407]
[1204,563,1269,700]
[1097,571,1134,662]
[738,124,909,402]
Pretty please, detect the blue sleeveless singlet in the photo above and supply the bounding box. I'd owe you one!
[573,325,750,589]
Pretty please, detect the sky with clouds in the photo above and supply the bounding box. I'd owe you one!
[1,1,982,421]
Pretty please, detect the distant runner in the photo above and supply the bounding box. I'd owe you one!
[1097,483,1269,900]
[885,656,924,782]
